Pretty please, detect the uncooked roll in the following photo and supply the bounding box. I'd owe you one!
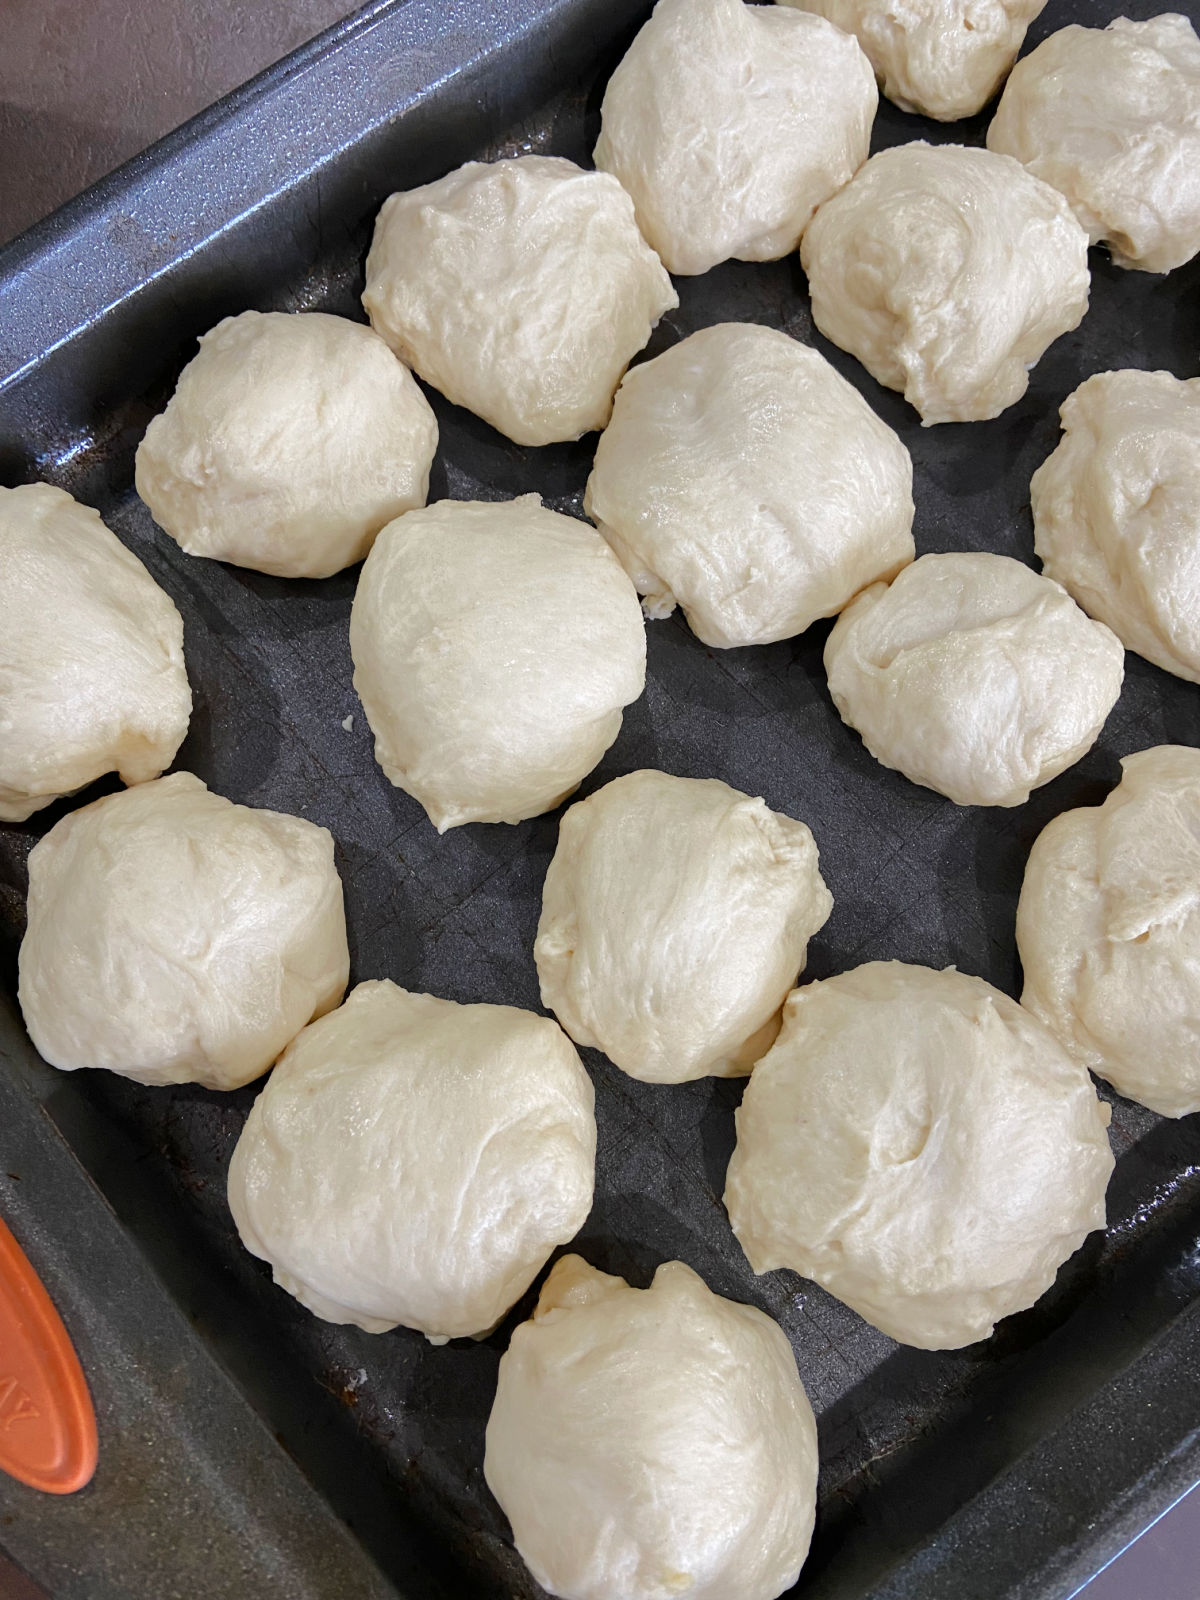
[362,157,676,446]
[584,323,914,648]
[1031,369,1200,683]
[987,15,1200,274]
[800,142,1090,425]
[536,770,833,1083]
[227,981,595,1340]
[823,552,1124,807]
[0,484,191,823]
[725,962,1114,1349]
[485,1255,818,1600]
[18,773,348,1090]
[1018,746,1200,1119]
[135,310,438,578]
[350,495,646,831]
[778,0,1046,122]
[594,0,876,276]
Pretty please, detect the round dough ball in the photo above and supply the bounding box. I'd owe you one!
[594,0,876,277]
[800,142,1090,425]
[584,323,915,648]
[135,310,438,579]
[362,156,677,446]
[18,773,349,1090]
[1031,369,1200,683]
[1018,746,1200,1119]
[778,0,1047,122]
[725,962,1114,1349]
[350,495,646,831]
[823,552,1124,807]
[228,981,595,1341]
[987,16,1200,274]
[0,484,191,823]
[485,1255,818,1600]
[535,770,833,1083]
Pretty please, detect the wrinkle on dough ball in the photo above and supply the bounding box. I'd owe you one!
[800,142,1090,425]
[725,962,1114,1349]
[778,0,1047,123]
[987,15,1200,275]
[18,773,349,1090]
[1018,746,1200,1119]
[594,0,876,277]
[350,495,647,831]
[536,770,833,1084]
[362,156,676,446]
[135,310,438,579]
[584,323,914,648]
[228,982,596,1341]
[0,484,191,823]
[824,552,1124,807]
[485,1255,818,1600]
[1031,370,1200,683]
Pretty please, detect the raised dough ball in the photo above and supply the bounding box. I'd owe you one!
[350,496,646,831]
[725,962,1114,1349]
[778,0,1047,122]
[18,773,348,1090]
[135,311,438,579]
[594,0,876,277]
[1018,746,1200,1119]
[485,1255,818,1600]
[227,981,595,1340]
[987,16,1200,274]
[536,771,833,1084]
[1031,370,1200,683]
[823,552,1124,807]
[800,142,1090,425]
[362,157,677,446]
[584,323,915,648]
[0,484,190,823]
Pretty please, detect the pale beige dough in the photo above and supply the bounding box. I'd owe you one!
[584,323,914,648]
[135,310,437,578]
[227,981,595,1340]
[725,961,1114,1349]
[593,0,876,277]
[800,142,1090,425]
[362,156,676,446]
[484,1255,818,1600]
[18,773,348,1090]
[823,552,1124,807]
[535,770,833,1084]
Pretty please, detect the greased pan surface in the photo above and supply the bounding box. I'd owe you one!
[2,1,1200,1596]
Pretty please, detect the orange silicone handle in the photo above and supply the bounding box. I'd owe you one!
[0,1215,97,1494]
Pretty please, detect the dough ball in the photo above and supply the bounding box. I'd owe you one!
[1018,746,1200,1118]
[135,310,438,579]
[0,484,191,823]
[823,552,1124,807]
[987,16,1200,274]
[18,773,348,1090]
[800,142,1090,425]
[594,0,876,277]
[725,962,1114,1349]
[584,323,915,648]
[228,981,595,1340]
[536,770,833,1084]
[362,157,676,446]
[485,1255,818,1600]
[350,495,646,831]
[1031,369,1200,683]
[778,0,1046,122]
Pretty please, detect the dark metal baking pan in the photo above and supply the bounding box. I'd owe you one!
[2,0,1199,1595]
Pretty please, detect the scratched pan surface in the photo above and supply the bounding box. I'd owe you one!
[1,0,1200,1596]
